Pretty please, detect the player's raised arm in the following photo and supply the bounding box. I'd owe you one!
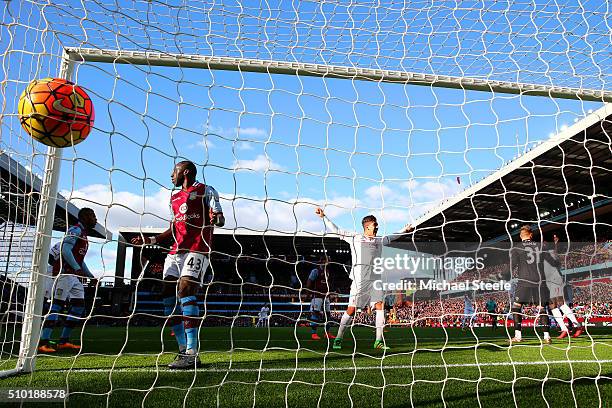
[382,222,414,245]
[315,207,354,239]
[397,223,414,234]
[543,234,561,265]
[305,268,318,291]
[508,244,519,274]
[497,246,517,282]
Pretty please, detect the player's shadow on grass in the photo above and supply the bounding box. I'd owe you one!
[382,374,612,408]
[473,343,508,352]
[39,349,368,372]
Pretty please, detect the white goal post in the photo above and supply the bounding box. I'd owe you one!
[0,51,75,378]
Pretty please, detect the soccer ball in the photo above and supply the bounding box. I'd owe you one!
[18,78,95,148]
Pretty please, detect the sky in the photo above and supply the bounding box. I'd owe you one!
[1,0,608,281]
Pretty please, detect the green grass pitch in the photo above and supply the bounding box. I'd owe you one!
[1,325,610,407]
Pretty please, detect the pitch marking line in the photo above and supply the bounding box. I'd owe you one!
[55,359,612,374]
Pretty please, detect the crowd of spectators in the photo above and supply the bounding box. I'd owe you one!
[124,239,609,328]
[450,263,506,283]
[572,281,611,317]
[446,240,611,284]
[328,278,611,327]
[561,240,611,269]
[120,277,610,329]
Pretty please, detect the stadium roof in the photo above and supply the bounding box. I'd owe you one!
[395,103,612,243]
[115,227,352,285]
[0,152,111,239]
[118,226,324,238]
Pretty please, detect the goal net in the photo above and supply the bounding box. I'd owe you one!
[1,1,610,406]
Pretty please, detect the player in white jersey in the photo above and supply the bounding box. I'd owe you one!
[315,207,412,350]
[256,304,270,327]
[543,234,584,339]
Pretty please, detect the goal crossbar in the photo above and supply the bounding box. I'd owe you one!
[66,47,612,103]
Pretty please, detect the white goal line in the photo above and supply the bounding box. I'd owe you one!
[57,359,612,374]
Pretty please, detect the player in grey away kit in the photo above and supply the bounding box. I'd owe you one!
[542,234,584,339]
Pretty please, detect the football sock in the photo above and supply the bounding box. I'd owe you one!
[163,296,187,351]
[375,309,385,342]
[59,327,73,341]
[180,296,199,353]
[40,328,53,343]
[173,323,187,352]
[551,308,568,332]
[512,306,522,333]
[541,313,550,333]
[60,303,84,342]
[324,313,333,333]
[310,313,319,334]
[560,304,581,327]
[41,302,63,341]
[336,312,353,339]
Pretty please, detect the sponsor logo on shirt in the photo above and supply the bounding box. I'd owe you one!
[179,203,188,214]
[175,213,201,222]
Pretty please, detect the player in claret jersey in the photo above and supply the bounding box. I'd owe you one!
[306,257,336,340]
[131,160,224,369]
[38,208,98,353]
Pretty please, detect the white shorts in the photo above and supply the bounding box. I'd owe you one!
[43,266,54,299]
[53,274,84,301]
[310,297,331,313]
[163,252,210,281]
[547,282,564,299]
[348,281,383,309]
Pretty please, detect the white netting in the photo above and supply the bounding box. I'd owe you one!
[0,1,610,407]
